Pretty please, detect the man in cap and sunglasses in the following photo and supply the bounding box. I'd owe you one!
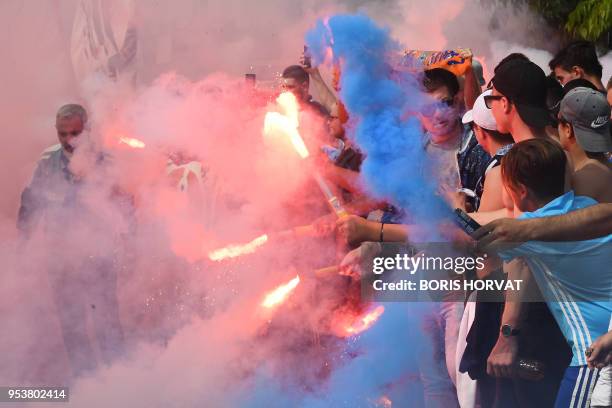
[485,59,555,143]
[480,59,573,407]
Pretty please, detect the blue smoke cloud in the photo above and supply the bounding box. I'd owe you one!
[233,302,428,407]
[306,14,449,238]
[232,14,458,407]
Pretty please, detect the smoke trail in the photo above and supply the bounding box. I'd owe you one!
[306,14,449,237]
[232,302,424,407]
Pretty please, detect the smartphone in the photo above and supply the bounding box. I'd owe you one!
[453,208,481,236]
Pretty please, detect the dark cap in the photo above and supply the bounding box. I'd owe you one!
[492,59,553,128]
[560,87,612,153]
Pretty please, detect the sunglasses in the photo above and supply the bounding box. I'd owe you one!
[421,98,455,116]
[57,130,83,137]
[483,95,504,109]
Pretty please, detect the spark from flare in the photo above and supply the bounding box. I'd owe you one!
[263,92,309,159]
[344,305,385,336]
[208,234,269,261]
[261,275,300,309]
[119,136,146,149]
[376,396,393,408]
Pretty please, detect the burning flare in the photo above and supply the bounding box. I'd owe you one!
[263,91,347,217]
[263,92,309,159]
[261,275,300,309]
[119,136,146,149]
[208,234,269,261]
[344,305,385,336]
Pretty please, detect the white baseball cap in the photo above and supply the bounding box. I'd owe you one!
[462,89,498,131]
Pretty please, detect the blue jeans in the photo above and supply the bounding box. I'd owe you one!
[416,301,463,408]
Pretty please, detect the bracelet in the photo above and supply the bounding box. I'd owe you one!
[380,222,385,242]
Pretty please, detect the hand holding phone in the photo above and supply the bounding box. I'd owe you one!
[453,208,481,237]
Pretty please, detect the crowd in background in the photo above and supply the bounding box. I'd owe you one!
[17,38,612,407]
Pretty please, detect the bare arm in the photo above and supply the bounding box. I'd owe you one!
[487,258,533,378]
[323,164,363,194]
[476,166,505,212]
[471,208,509,226]
[462,62,481,110]
[475,203,612,251]
[336,215,411,245]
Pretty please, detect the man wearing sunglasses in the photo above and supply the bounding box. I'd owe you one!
[485,59,554,143]
[420,68,491,213]
[479,58,610,407]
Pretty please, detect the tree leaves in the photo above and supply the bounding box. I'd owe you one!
[565,0,612,41]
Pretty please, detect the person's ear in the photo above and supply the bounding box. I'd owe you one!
[502,96,512,114]
[567,124,577,142]
[504,180,525,203]
[571,66,584,79]
[558,121,570,137]
[515,182,529,202]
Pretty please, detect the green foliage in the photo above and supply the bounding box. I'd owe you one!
[499,0,612,41]
[566,0,612,41]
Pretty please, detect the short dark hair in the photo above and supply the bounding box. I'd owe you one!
[481,127,514,145]
[545,74,563,116]
[501,139,567,202]
[423,68,459,97]
[282,65,309,84]
[494,53,529,74]
[549,41,603,78]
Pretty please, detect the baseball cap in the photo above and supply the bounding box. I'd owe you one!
[560,87,612,153]
[491,59,554,128]
[462,89,498,131]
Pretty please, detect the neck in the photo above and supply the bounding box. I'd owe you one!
[522,196,554,213]
[487,139,509,156]
[568,144,590,169]
[509,118,545,142]
[584,74,605,91]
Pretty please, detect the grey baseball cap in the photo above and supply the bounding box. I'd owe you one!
[560,87,612,153]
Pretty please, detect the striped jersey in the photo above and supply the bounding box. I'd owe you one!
[500,191,612,366]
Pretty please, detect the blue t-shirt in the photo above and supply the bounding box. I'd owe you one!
[500,191,612,366]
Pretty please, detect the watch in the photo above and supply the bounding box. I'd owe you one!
[501,324,521,337]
